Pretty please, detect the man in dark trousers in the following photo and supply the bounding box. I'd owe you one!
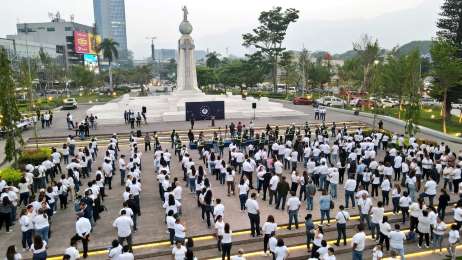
[190,114,195,129]
[275,176,290,210]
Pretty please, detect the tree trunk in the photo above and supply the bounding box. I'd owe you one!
[443,88,448,133]
[109,61,113,91]
[272,57,278,93]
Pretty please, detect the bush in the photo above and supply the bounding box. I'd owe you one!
[18,148,52,166]
[0,167,23,185]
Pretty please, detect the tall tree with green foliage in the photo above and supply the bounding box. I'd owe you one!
[430,39,462,133]
[197,66,217,88]
[242,7,299,92]
[70,66,96,93]
[353,34,380,92]
[279,51,298,95]
[241,53,271,90]
[380,48,407,119]
[205,52,221,68]
[402,50,422,136]
[436,0,462,113]
[0,48,23,162]
[97,38,119,91]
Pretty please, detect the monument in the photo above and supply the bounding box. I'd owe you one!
[87,6,304,124]
[176,6,199,92]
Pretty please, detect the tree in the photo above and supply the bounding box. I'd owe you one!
[197,66,217,88]
[205,52,221,68]
[437,0,462,50]
[430,39,462,133]
[241,52,271,90]
[279,51,297,95]
[436,0,462,114]
[69,66,96,93]
[402,50,422,136]
[353,34,380,92]
[97,38,119,90]
[242,7,299,92]
[380,49,407,118]
[217,60,245,92]
[0,47,23,162]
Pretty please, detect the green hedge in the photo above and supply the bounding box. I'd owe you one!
[0,167,23,185]
[18,148,52,166]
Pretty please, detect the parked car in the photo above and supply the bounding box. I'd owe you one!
[378,99,396,108]
[315,96,346,107]
[421,97,441,107]
[452,102,462,109]
[350,98,376,108]
[292,96,313,105]
[62,98,77,110]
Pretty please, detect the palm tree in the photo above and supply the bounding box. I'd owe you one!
[97,38,119,91]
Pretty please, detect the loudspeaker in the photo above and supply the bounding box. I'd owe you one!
[252,103,256,109]
[142,106,147,113]
[136,130,142,137]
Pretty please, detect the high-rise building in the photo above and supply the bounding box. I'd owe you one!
[93,0,129,65]
[6,17,96,67]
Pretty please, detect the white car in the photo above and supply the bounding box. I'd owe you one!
[452,103,462,110]
[379,99,396,108]
[315,96,346,107]
[421,97,441,107]
[62,98,78,110]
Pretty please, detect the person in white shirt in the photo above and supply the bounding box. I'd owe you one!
[388,224,406,259]
[432,216,446,254]
[112,210,134,251]
[108,240,123,259]
[274,238,289,260]
[172,241,187,260]
[358,193,372,230]
[423,178,437,206]
[174,218,186,244]
[448,224,460,260]
[221,223,233,259]
[372,244,383,260]
[72,214,91,258]
[379,216,392,251]
[245,193,261,237]
[344,176,357,208]
[286,192,301,230]
[335,205,350,246]
[64,239,80,260]
[214,215,225,251]
[351,224,366,259]
[262,215,277,255]
[117,245,134,260]
[213,199,225,219]
[371,201,384,241]
[231,248,246,260]
[119,155,127,186]
[269,172,280,205]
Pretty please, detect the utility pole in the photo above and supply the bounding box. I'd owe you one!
[23,23,39,149]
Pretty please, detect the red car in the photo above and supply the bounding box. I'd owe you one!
[293,96,313,105]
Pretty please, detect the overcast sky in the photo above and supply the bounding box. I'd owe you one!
[1,0,444,59]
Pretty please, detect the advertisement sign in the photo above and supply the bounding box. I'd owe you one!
[185,101,225,121]
[84,54,99,73]
[74,32,101,54]
[74,31,90,54]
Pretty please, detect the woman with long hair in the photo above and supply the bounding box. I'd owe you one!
[5,245,21,260]
[31,235,47,260]
[262,215,277,255]
[0,196,12,233]
[221,223,232,260]
[19,208,33,250]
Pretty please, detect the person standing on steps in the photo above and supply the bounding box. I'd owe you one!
[73,213,92,258]
[334,205,349,246]
[245,192,261,237]
[351,224,366,260]
[286,191,300,230]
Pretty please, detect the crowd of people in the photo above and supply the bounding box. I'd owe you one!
[0,119,462,260]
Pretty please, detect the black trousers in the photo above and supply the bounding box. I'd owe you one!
[221,242,232,260]
[248,213,261,236]
[336,223,347,245]
[72,234,89,257]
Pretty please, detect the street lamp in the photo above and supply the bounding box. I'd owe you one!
[145,36,157,82]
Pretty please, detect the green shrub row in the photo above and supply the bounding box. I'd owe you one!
[0,167,23,185]
[18,148,52,166]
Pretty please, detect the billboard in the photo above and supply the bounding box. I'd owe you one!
[73,31,101,54]
[185,101,225,121]
[83,54,98,72]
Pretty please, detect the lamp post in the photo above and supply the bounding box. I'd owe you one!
[146,36,157,82]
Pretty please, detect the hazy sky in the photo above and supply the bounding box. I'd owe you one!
[0,0,444,59]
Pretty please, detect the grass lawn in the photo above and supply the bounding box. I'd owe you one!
[349,105,462,136]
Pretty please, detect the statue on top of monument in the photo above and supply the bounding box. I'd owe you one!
[182,6,188,21]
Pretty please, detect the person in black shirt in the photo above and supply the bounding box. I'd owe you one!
[437,189,450,220]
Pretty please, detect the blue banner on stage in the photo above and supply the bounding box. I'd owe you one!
[185,101,225,121]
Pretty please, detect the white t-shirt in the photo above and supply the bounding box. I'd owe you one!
[449,230,460,244]
[172,246,187,260]
[174,223,186,238]
[351,232,366,251]
[286,196,301,211]
[112,216,133,237]
[64,246,80,260]
[371,207,384,224]
[389,231,405,249]
[274,246,289,260]
[215,221,225,236]
[262,222,277,235]
[424,180,437,195]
